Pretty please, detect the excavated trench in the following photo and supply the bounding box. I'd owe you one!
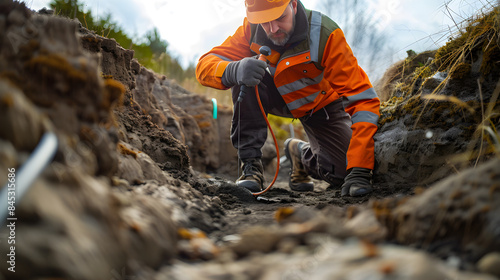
[1,2,500,279]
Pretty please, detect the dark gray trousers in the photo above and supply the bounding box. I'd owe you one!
[231,72,352,186]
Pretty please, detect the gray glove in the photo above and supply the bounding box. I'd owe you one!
[341,167,373,197]
[222,57,267,87]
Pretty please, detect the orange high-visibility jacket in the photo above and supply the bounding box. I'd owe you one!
[196,4,380,171]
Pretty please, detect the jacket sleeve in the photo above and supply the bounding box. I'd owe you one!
[322,28,380,171]
[196,18,254,90]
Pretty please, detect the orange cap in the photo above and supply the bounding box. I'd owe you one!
[245,0,291,24]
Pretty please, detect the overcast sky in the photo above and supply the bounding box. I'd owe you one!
[25,0,490,75]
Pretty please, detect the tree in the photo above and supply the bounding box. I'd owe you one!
[145,28,168,56]
[50,0,191,82]
[51,0,95,29]
[50,0,131,47]
[319,0,392,81]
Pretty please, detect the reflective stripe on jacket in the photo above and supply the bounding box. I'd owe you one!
[196,3,380,170]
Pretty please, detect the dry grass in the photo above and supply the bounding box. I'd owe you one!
[378,1,500,171]
[434,2,500,161]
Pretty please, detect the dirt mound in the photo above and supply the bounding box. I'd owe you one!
[0,2,224,279]
[374,7,500,188]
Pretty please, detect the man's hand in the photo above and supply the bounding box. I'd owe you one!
[341,167,373,197]
[222,57,267,87]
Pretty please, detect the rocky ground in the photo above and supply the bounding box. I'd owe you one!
[0,1,500,280]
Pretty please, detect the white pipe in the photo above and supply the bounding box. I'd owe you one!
[0,132,58,222]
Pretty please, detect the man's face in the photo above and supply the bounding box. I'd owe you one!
[259,1,297,46]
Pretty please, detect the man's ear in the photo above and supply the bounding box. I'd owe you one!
[291,0,298,14]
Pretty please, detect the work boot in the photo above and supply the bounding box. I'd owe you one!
[236,158,264,193]
[284,138,314,192]
[340,167,373,197]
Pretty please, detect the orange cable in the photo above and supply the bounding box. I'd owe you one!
[251,84,280,196]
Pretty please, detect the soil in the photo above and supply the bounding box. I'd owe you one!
[195,167,413,244]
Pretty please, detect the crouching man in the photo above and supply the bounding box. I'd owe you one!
[196,0,380,196]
